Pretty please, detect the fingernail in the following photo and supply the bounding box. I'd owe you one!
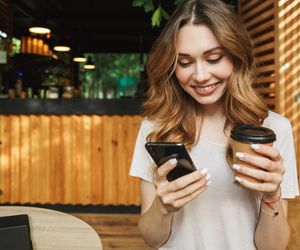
[232,164,240,171]
[169,158,177,165]
[251,144,260,150]
[206,180,211,186]
[200,168,208,175]
[235,176,243,183]
[235,152,244,158]
[205,174,211,181]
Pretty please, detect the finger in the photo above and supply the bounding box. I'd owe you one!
[155,158,178,180]
[233,164,283,184]
[163,176,210,203]
[166,169,209,193]
[235,176,279,193]
[171,184,208,209]
[250,144,282,162]
[235,152,277,172]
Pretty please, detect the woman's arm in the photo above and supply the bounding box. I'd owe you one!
[138,180,173,248]
[233,144,290,250]
[254,198,289,250]
[138,159,210,248]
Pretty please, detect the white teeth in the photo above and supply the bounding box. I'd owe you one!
[195,83,217,91]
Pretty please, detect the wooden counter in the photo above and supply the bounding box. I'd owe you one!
[0,99,144,205]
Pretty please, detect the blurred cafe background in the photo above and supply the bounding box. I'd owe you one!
[0,0,299,249]
[0,0,163,100]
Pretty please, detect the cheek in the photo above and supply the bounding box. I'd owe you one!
[175,67,191,85]
[218,60,233,79]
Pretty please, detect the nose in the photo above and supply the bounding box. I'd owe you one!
[193,62,211,82]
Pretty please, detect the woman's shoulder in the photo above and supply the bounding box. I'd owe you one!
[263,111,292,134]
[263,111,291,126]
[140,117,158,135]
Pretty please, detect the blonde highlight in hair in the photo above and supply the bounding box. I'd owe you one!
[143,0,268,162]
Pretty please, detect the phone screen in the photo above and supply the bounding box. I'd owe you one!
[145,142,196,181]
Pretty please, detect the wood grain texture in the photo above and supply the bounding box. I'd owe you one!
[239,1,300,248]
[0,206,102,250]
[0,115,143,205]
[74,213,154,250]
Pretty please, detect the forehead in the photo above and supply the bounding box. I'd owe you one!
[176,24,221,54]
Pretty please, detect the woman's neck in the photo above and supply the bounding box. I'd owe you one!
[196,102,230,145]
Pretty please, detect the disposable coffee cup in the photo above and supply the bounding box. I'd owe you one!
[230,124,276,183]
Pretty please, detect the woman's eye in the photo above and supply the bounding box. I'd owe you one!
[207,55,224,64]
[178,61,192,67]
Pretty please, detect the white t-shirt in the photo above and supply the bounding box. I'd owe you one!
[129,111,299,250]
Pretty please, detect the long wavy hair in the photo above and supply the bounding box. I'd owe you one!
[143,0,268,163]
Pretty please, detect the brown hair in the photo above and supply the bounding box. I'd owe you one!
[143,0,268,162]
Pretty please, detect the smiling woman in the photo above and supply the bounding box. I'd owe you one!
[175,24,233,106]
[129,0,299,249]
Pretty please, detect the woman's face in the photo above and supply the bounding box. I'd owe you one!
[175,24,233,107]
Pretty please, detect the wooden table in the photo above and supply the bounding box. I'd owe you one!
[0,206,102,250]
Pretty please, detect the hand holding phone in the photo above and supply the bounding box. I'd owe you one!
[145,142,197,181]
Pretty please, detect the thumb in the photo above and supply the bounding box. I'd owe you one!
[156,158,177,180]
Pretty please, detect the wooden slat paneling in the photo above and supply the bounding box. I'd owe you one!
[90,115,103,204]
[74,213,154,250]
[249,19,275,38]
[20,115,30,203]
[0,116,10,202]
[254,42,274,56]
[253,30,274,47]
[102,115,118,205]
[240,0,263,16]
[245,8,273,30]
[239,0,276,110]
[240,0,300,248]
[0,115,143,205]
[241,1,273,22]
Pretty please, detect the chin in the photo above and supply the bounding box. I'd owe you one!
[192,93,225,106]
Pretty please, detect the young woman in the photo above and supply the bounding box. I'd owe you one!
[130,0,299,249]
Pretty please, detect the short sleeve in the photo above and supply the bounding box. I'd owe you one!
[129,119,155,183]
[264,112,299,199]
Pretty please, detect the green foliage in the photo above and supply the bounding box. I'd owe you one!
[81,53,142,98]
[132,0,154,12]
[151,5,170,27]
[132,0,183,27]
[94,53,140,84]
[174,0,185,6]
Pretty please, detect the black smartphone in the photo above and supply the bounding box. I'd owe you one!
[145,142,197,181]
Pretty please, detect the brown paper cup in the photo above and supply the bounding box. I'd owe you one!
[230,124,276,183]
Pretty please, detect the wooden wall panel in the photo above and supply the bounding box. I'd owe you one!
[0,115,143,205]
[239,0,300,248]
[277,2,300,248]
[0,116,11,201]
[90,115,103,204]
[239,0,276,110]
[20,115,30,203]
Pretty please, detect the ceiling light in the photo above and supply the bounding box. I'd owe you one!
[0,30,7,38]
[84,64,96,70]
[73,57,87,62]
[84,57,95,69]
[29,18,51,35]
[53,45,71,52]
[29,26,51,35]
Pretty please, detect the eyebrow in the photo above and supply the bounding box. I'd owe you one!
[178,46,223,57]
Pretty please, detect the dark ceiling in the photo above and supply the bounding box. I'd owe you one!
[11,0,236,54]
[11,0,175,53]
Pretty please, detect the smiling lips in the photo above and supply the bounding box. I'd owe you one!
[193,82,221,96]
